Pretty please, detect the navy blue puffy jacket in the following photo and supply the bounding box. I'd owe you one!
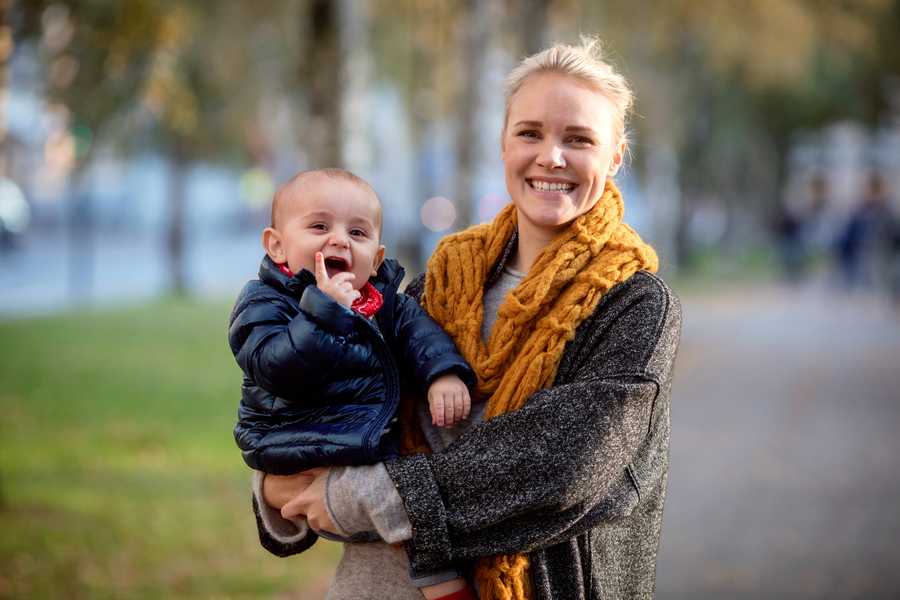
[229,256,474,475]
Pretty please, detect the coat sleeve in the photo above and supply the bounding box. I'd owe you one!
[389,292,476,391]
[228,284,363,401]
[384,274,682,575]
[250,471,319,557]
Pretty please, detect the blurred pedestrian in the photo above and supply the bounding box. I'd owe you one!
[773,202,805,282]
[773,174,828,283]
[835,172,892,290]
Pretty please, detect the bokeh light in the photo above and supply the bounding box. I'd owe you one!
[0,178,31,234]
[240,167,274,210]
[420,195,456,232]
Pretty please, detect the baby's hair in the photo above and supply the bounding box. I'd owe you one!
[503,35,634,149]
[271,168,382,235]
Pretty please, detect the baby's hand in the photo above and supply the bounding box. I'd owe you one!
[314,252,360,308]
[427,373,471,428]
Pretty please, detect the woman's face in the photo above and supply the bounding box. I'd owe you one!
[501,72,624,237]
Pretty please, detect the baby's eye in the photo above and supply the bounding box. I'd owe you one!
[350,228,368,238]
[310,222,327,231]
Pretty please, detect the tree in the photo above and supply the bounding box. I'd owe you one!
[571,0,899,266]
[16,1,283,295]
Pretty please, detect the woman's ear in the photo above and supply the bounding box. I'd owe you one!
[608,139,626,177]
[262,227,286,264]
[371,245,386,276]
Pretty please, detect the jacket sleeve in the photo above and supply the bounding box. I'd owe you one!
[384,274,682,575]
[228,284,363,401]
[389,292,476,391]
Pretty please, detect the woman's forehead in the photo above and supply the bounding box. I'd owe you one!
[508,72,615,129]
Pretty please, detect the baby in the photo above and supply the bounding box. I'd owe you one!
[229,168,475,599]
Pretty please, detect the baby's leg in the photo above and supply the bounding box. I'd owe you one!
[419,576,476,600]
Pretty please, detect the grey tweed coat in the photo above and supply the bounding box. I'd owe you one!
[254,253,682,599]
[387,267,682,599]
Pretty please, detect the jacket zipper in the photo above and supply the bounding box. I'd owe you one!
[362,331,400,460]
[359,265,405,460]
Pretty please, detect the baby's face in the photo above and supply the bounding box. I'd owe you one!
[274,177,384,290]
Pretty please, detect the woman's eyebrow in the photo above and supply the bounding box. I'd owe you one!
[564,125,599,135]
[512,120,542,128]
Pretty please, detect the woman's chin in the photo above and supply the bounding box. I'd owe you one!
[518,205,576,230]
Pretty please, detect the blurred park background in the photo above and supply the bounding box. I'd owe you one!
[2,0,900,598]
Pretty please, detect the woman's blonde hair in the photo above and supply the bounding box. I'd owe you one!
[503,36,634,148]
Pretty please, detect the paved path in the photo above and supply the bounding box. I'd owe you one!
[656,285,900,599]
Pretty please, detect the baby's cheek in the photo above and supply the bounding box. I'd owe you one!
[289,255,315,275]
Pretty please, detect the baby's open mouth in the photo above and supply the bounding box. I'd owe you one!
[323,256,351,277]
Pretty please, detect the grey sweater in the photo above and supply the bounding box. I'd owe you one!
[254,263,682,599]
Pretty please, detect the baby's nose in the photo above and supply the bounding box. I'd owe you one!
[328,231,350,247]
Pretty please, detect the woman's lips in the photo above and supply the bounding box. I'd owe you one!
[527,178,577,193]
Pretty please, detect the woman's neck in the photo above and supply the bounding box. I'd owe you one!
[509,217,559,273]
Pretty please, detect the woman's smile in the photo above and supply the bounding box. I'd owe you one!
[527,177,578,194]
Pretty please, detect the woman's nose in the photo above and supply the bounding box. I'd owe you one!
[537,143,566,169]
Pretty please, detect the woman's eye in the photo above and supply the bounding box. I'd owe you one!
[516,130,540,140]
[567,135,593,145]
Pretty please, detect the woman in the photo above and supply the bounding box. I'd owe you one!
[256,37,681,600]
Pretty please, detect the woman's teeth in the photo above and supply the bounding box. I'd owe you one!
[530,180,574,192]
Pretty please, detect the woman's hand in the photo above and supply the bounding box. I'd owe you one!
[262,471,316,509]
[268,467,340,535]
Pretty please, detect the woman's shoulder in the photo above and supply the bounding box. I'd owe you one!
[561,270,682,381]
[598,270,680,323]
[403,273,427,304]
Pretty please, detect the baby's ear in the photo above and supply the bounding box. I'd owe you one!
[371,245,386,276]
[262,227,285,263]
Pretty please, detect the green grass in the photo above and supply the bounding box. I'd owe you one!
[669,244,782,295]
[0,298,341,599]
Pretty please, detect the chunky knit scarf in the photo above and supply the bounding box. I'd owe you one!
[400,181,658,600]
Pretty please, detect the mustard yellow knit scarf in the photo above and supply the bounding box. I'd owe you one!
[405,181,658,599]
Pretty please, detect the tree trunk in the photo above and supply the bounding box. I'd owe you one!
[453,0,491,227]
[337,0,371,174]
[516,0,549,56]
[67,167,93,304]
[301,0,343,167]
[0,0,10,177]
[672,36,712,269]
[644,140,681,272]
[167,148,188,296]
[406,2,435,270]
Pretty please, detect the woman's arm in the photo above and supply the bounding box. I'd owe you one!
[388,376,658,572]
[258,463,413,544]
[386,273,681,574]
